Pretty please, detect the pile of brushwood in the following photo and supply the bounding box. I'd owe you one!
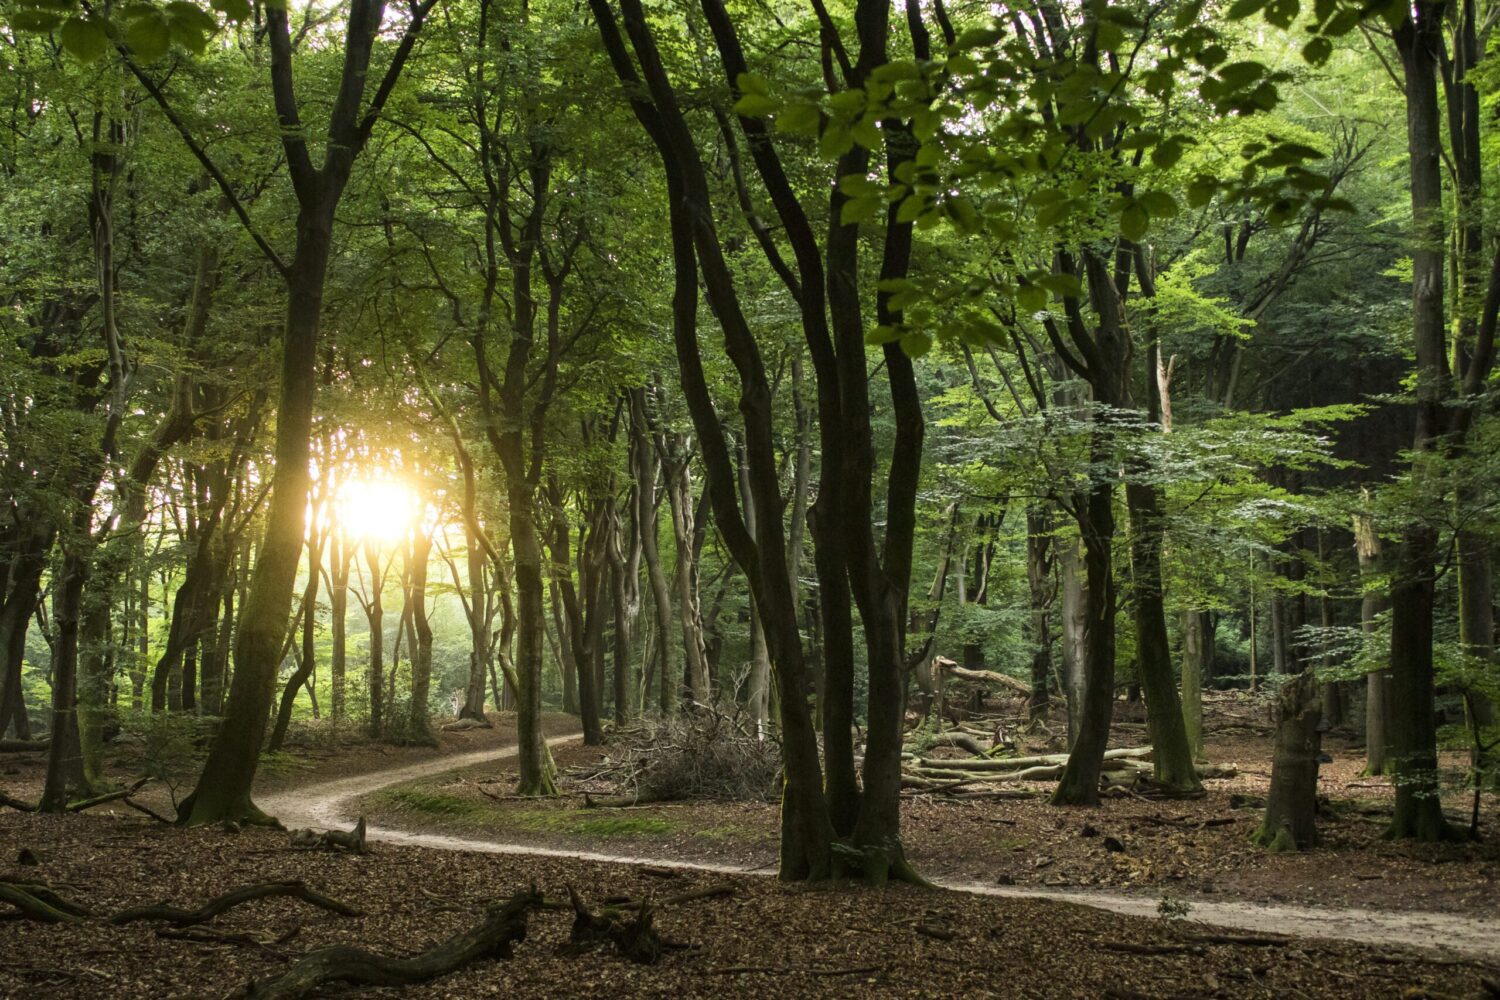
[571,707,781,806]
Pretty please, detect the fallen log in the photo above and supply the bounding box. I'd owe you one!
[112,880,362,926]
[65,777,151,812]
[288,817,368,854]
[0,739,48,753]
[441,717,493,732]
[914,746,1152,771]
[944,664,1032,696]
[1,777,151,814]
[916,732,990,757]
[240,890,542,1000]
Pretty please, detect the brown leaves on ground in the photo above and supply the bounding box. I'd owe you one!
[2,810,1495,999]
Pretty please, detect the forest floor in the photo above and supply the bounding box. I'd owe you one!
[353,695,1500,924]
[2,698,1499,997]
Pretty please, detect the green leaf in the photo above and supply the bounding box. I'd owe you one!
[732,94,778,118]
[819,124,854,158]
[9,9,65,31]
[1016,283,1048,312]
[126,12,171,61]
[850,116,881,149]
[59,16,109,61]
[1138,190,1178,218]
[211,0,252,20]
[899,332,932,358]
[1225,0,1267,18]
[839,194,881,226]
[736,72,770,96]
[1187,175,1219,208]
[1119,202,1149,241]
[1301,36,1333,66]
[774,102,820,135]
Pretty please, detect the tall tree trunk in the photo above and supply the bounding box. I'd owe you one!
[1052,480,1116,806]
[1386,1,1457,841]
[1125,482,1201,794]
[177,0,432,826]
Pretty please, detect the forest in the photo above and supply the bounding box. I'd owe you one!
[1,0,1499,994]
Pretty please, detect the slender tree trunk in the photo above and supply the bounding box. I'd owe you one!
[1457,529,1496,727]
[629,392,676,710]
[270,530,323,752]
[329,533,350,721]
[1181,609,1206,761]
[0,531,49,739]
[1025,510,1055,722]
[1059,534,1088,745]
[1053,481,1116,806]
[365,542,385,738]
[1125,482,1200,794]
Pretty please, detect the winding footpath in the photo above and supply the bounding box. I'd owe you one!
[260,736,1500,963]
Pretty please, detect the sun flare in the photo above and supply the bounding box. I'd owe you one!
[334,477,417,544]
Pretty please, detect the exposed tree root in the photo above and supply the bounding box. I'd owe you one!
[238,889,542,1000]
[0,790,36,812]
[111,880,362,926]
[0,882,94,923]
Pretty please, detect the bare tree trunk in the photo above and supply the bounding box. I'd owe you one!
[1024,510,1055,722]
[1181,609,1205,761]
[736,440,770,734]
[1052,479,1116,807]
[364,542,386,739]
[329,532,350,721]
[407,526,435,743]
[629,391,676,710]
[1058,534,1087,745]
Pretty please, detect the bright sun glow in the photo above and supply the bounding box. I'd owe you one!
[335,477,418,544]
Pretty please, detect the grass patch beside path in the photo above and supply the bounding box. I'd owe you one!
[371,786,723,839]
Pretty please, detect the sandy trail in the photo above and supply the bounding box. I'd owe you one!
[259,735,1500,963]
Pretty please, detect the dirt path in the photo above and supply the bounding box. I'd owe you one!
[263,736,1500,963]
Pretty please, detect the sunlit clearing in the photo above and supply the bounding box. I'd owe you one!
[335,477,417,544]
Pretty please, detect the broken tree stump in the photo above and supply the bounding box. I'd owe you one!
[239,889,542,1000]
[564,886,665,965]
[1252,668,1323,852]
